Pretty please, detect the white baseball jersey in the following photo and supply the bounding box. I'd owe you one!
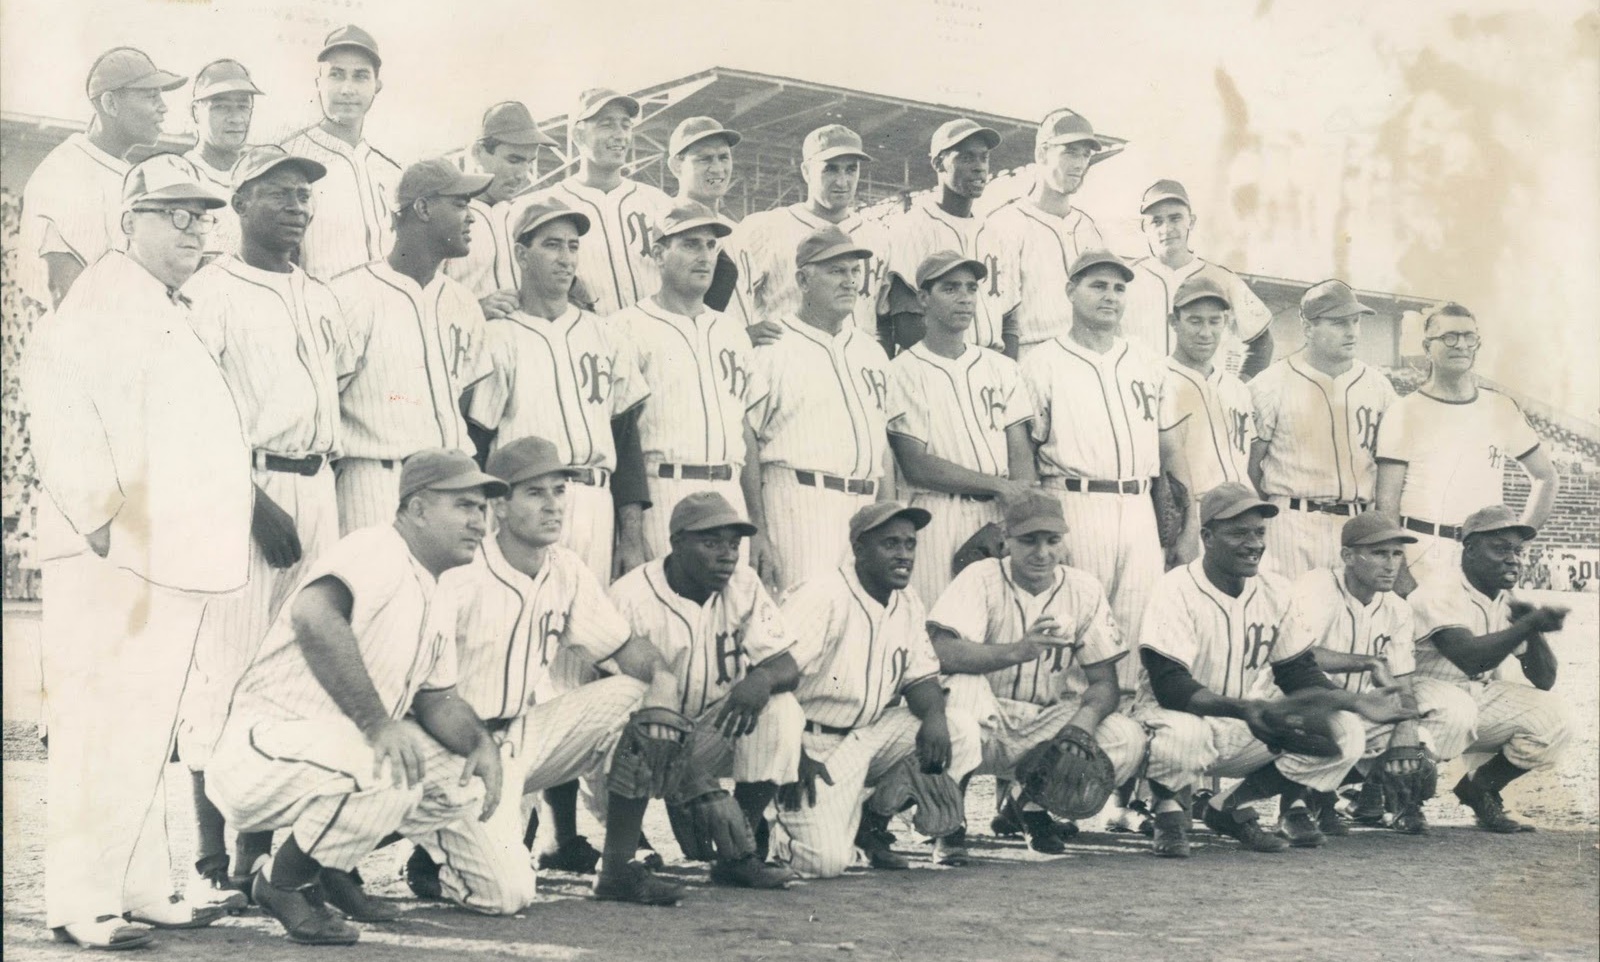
[1280,567,1416,694]
[184,147,242,259]
[279,125,400,280]
[329,261,491,458]
[1138,561,1301,700]
[974,189,1105,347]
[783,565,942,729]
[1121,256,1273,358]
[1408,573,1515,685]
[880,196,999,348]
[440,536,630,722]
[1376,387,1539,525]
[1160,357,1254,497]
[524,176,672,316]
[1250,356,1397,501]
[927,557,1124,706]
[730,202,889,336]
[746,317,889,479]
[17,132,129,303]
[886,341,1028,484]
[442,196,520,298]
[610,559,795,717]
[1021,335,1165,481]
[465,306,648,468]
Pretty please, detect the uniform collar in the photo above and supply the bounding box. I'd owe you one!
[561,174,637,200]
[1164,354,1221,385]
[370,259,447,296]
[1459,571,1507,608]
[907,339,974,368]
[70,132,131,173]
[1135,254,1206,284]
[645,556,727,613]
[1052,330,1128,365]
[787,202,858,232]
[1186,559,1258,609]
[781,313,854,348]
[1002,556,1065,598]
[1331,566,1387,614]
[482,530,550,593]
[1287,352,1365,387]
[840,563,900,616]
[302,124,368,158]
[508,304,583,330]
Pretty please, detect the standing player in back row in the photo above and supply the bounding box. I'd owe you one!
[184,59,264,260]
[665,117,759,327]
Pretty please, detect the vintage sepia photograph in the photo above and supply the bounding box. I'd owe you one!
[2,0,1596,959]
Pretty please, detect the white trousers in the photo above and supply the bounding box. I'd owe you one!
[1261,500,1349,583]
[1458,678,1572,771]
[760,466,875,596]
[1358,676,1479,762]
[906,491,1002,609]
[640,467,747,562]
[1402,530,1462,591]
[1137,704,1365,794]
[943,674,1147,783]
[333,457,404,536]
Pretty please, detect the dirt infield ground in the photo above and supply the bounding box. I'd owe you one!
[4,590,1597,962]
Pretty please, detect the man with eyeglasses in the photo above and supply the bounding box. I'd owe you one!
[1374,303,1558,591]
[185,59,265,259]
[24,154,252,949]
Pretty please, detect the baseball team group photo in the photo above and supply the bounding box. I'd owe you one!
[1,1,1596,960]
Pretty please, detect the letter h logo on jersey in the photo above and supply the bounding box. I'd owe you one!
[1241,621,1279,671]
[536,610,567,667]
[1354,405,1382,456]
[1128,380,1159,422]
[978,384,1007,431]
[1230,409,1250,455]
[713,628,747,687]
[448,324,475,380]
[626,210,653,259]
[887,647,911,690]
[718,347,750,399]
[860,367,888,412]
[577,352,615,404]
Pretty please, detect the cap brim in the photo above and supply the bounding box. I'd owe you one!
[196,80,265,99]
[1139,192,1189,213]
[134,184,229,209]
[494,127,559,148]
[437,172,494,199]
[500,464,583,487]
[807,146,874,163]
[1174,292,1231,312]
[319,42,381,68]
[428,470,510,498]
[932,127,1001,157]
[1348,532,1420,546]
[239,157,328,189]
[678,518,760,538]
[515,210,592,243]
[1071,261,1135,283]
[879,507,933,532]
[1008,518,1068,538]
[1468,523,1537,541]
[922,258,988,286]
[657,216,733,241]
[1211,500,1280,522]
[801,243,873,266]
[129,68,189,93]
[579,94,641,121]
[1042,134,1102,150]
[677,129,742,155]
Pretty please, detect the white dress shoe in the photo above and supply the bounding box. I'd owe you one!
[124,896,226,929]
[52,915,155,950]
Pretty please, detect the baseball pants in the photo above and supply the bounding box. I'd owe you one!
[772,706,982,879]
[760,466,875,596]
[1458,679,1573,771]
[1262,501,1350,583]
[682,692,807,788]
[1402,529,1462,591]
[1358,676,1479,762]
[561,477,615,584]
[641,467,747,562]
[43,554,212,928]
[1137,704,1365,794]
[333,457,404,535]
[943,674,1146,783]
[179,464,339,768]
[906,491,1002,609]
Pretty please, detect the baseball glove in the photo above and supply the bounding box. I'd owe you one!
[608,707,694,800]
[953,522,1007,577]
[1371,744,1438,813]
[667,788,756,862]
[1151,473,1189,548]
[865,756,966,839]
[1013,724,1116,820]
[1250,701,1343,757]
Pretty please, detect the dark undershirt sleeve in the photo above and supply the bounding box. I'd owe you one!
[1272,649,1340,693]
[1141,648,1206,711]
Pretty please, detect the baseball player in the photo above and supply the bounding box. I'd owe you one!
[886,251,1032,607]
[280,25,401,280]
[773,503,983,877]
[1280,514,1478,835]
[609,491,804,888]
[443,101,558,315]
[929,494,1148,860]
[1248,279,1398,581]
[664,116,763,328]
[24,155,250,949]
[1134,484,1414,858]
[974,108,1109,359]
[729,124,889,337]
[206,450,507,944]
[20,47,185,307]
[1157,274,1256,565]
[328,158,493,534]
[746,226,893,594]
[879,119,1003,353]
[1374,303,1558,590]
[522,88,673,316]
[1121,180,1274,376]
[185,59,264,259]
[1409,505,1574,834]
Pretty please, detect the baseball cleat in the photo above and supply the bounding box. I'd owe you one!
[990,803,1024,838]
[1391,806,1430,836]
[1151,810,1191,859]
[856,812,910,870]
[404,846,444,900]
[52,916,155,950]
[1452,775,1535,834]
[319,867,400,922]
[251,873,360,945]
[709,855,795,889]
[1312,795,1352,837]
[189,865,250,915]
[592,861,684,905]
[1020,808,1067,855]
[1349,781,1387,826]
[1202,805,1290,853]
[932,829,972,867]
[124,895,226,930]
[1108,800,1153,836]
[538,834,603,874]
[638,833,666,871]
[1276,807,1327,848]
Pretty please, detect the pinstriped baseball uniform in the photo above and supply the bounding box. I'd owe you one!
[524,177,673,316]
[1159,356,1254,500]
[610,297,761,557]
[886,341,1028,605]
[1409,575,1571,771]
[1250,356,1398,580]
[973,189,1105,352]
[328,261,491,534]
[1020,334,1165,689]
[929,558,1147,782]
[880,196,999,348]
[206,525,483,875]
[1134,561,1364,793]
[1375,389,1540,588]
[1122,257,1272,368]
[746,317,890,594]
[278,125,400,280]
[442,196,520,298]
[1280,567,1475,760]
[730,203,889,336]
[185,147,242,259]
[772,565,982,878]
[17,132,128,304]
[466,306,649,582]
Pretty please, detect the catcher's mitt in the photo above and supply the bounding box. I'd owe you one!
[865,756,966,839]
[1152,473,1190,548]
[1013,724,1116,820]
[667,789,756,862]
[1371,744,1438,813]
[1250,702,1343,757]
[953,522,1007,577]
[608,707,694,800]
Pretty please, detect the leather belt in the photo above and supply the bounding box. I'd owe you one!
[794,470,876,497]
[254,451,328,476]
[1287,497,1367,517]
[569,466,610,488]
[1044,476,1151,495]
[484,717,515,734]
[1403,516,1464,540]
[657,462,735,482]
[803,720,854,736]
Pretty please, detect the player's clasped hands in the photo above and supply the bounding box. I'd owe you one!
[367,717,428,789]
[1511,602,1570,633]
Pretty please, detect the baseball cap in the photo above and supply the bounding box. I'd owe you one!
[1172,274,1231,312]
[1067,248,1134,283]
[1140,179,1190,213]
[192,59,263,101]
[796,226,872,268]
[572,87,640,124]
[848,501,932,542]
[915,250,986,290]
[122,154,227,210]
[511,199,591,244]
[802,124,873,164]
[398,449,508,502]
[1460,505,1537,542]
[86,47,186,101]
[318,24,381,69]
[929,118,1000,158]
[651,201,732,244]
[394,158,492,212]
[486,436,580,488]
[669,117,741,157]
[1038,108,1101,150]
[1341,513,1418,547]
[670,492,758,538]
[230,146,326,192]
[1004,492,1068,538]
[1301,279,1375,320]
[480,101,557,148]
[1199,482,1279,526]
